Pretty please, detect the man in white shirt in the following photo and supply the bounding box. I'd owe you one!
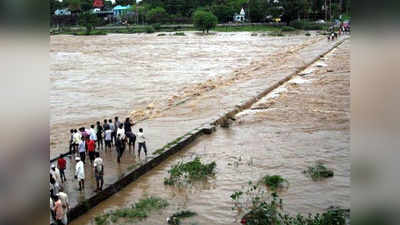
[89,124,97,141]
[93,152,104,192]
[73,129,82,153]
[75,157,85,191]
[50,164,63,188]
[117,123,125,140]
[108,119,115,145]
[137,128,147,158]
[104,127,112,152]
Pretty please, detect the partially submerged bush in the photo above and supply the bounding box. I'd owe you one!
[145,26,155,34]
[305,32,311,36]
[164,157,216,185]
[157,33,167,36]
[167,210,197,225]
[261,175,289,191]
[232,182,348,225]
[93,196,168,225]
[241,203,349,225]
[281,26,296,32]
[304,162,334,180]
[269,31,284,37]
[174,32,185,36]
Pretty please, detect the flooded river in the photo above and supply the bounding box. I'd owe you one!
[68,40,350,225]
[50,32,321,157]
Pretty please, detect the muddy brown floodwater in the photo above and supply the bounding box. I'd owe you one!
[50,32,322,158]
[69,40,350,225]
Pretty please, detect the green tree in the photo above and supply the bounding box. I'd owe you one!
[248,0,269,22]
[193,10,217,33]
[146,7,168,24]
[68,0,82,11]
[211,4,234,23]
[116,0,135,6]
[81,0,94,11]
[79,11,100,34]
[280,0,309,24]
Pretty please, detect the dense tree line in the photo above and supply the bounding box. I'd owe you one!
[50,0,351,24]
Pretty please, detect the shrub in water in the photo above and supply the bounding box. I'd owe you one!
[167,210,197,225]
[304,162,334,180]
[269,31,284,37]
[93,196,168,225]
[174,32,185,36]
[261,175,289,191]
[164,157,216,185]
[305,32,311,36]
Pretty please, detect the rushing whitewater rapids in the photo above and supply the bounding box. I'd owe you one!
[50,31,324,158]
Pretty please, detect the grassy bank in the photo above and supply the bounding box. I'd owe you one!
[50,24,296,35]
[212,25,281,32]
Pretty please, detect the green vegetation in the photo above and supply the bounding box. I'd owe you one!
[174,32,186,36]
[79,11,100,35]
[52,0,351,31]
[231,182,349,225]
[260,175,289,191]
[164,157,216,185]
[157,33,167,36]
[144,26,155,33]
[305,32,311,36]
[73,30,107,36]
[303,162,334,180]
[193,10,218,34]
[269,31,284,37]
[213,25,280,32]
[152,23,162,31]
[146,7,168,24]
[93,196,168,225]
[242,201,348,225]
[281,26,296,32]
[289,20,326,31]
[167,210,197,225]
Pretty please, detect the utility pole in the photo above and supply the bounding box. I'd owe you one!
[248,0,251,23]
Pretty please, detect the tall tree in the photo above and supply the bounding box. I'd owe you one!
[68,0,82,12]
[116,0,135,5]
[193,9,217,33]
[280,0,309,24]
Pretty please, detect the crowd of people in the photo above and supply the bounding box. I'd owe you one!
[50,116,149,225]
[328,24,350,41]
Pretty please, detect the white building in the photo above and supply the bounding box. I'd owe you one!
[54,8,71,16]
[234,8,245,22]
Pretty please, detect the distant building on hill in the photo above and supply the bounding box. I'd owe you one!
[234,8,245,22]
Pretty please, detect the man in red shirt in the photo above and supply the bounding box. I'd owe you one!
[57,155,67,182]
[88,139,96,165]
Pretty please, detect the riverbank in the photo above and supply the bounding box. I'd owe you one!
[50,23,328,36]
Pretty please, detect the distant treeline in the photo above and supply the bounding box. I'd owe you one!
[50,0,351,25]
